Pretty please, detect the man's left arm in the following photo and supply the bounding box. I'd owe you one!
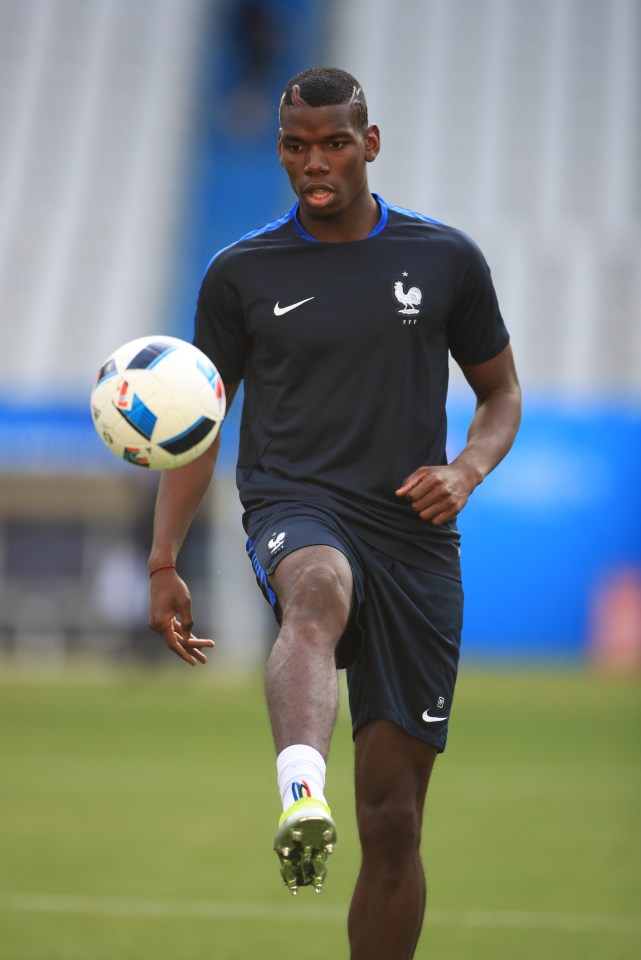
[396,343,522,526]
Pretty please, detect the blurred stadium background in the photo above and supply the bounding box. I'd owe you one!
[0,3,640,959]
[0,0,640,669]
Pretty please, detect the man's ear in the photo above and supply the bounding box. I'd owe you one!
[277,131,284,167]
[364,124,381,163]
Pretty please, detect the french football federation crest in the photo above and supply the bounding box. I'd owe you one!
[393,277,422,323]
[268,531,287,555]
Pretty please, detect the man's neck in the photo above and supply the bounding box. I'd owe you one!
[297,193,380,243]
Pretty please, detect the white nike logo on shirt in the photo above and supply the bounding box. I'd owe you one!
[422,710,449,723]
[274,297,315,316]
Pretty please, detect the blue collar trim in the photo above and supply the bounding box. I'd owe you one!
[292,194,388,242]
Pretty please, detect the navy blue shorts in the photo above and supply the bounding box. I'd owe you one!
[245,507,463,752]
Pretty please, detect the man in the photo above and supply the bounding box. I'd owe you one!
[148,67,521,960]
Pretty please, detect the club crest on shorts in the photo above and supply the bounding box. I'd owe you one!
[267,531,287,555]
[393,273,422,323]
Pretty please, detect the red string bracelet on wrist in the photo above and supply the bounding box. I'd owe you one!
[149,563,176,578]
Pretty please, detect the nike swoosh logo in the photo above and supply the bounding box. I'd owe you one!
[274,297,315,316]
[422,710,449,723]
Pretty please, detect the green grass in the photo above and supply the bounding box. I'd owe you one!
[0,662,639,959]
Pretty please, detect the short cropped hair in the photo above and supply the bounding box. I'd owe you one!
[279,67,369,131]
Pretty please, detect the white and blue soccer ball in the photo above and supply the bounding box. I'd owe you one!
[90,335,226,469]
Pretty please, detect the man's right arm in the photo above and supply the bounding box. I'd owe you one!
[147,381,239,665]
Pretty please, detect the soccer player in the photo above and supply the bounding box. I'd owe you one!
[148,67,521,959]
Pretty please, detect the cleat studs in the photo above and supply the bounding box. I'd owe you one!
[275,811,336,894]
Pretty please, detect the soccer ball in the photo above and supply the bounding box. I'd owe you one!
[90,336,226,469]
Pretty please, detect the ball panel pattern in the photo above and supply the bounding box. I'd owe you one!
[90,336,226,470]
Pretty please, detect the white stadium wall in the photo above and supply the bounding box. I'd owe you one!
[0,0,207,401]
[330,0,641,398]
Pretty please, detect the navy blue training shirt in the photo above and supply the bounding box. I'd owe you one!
[194,195,510,573]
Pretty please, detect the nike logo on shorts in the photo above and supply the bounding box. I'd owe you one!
[422,709,448,723]
[274,297,315,316]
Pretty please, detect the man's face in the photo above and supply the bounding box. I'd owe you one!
[278,103,380,227]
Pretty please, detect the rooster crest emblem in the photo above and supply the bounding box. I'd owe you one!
[267,531,287,555]
[393,279,422,323]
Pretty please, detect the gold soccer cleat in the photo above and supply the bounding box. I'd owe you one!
[274,797,337,894]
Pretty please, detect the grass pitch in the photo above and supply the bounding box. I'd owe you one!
[0,661,639,960]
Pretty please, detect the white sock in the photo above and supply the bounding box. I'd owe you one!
[277,744,327,811]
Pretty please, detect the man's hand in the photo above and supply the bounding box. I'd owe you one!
[396,463,478,526]
[397,346,522,525]
[148,569,214,666]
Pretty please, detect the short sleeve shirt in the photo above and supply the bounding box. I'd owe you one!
[194,195,509,573]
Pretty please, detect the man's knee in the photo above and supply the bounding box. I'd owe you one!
[284,560,351,622]
[357,798,423,870]
[273,548,353,636]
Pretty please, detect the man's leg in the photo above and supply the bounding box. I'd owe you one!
[348,720,438,960]
[266,545,354,891]
[266,544,353,754]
